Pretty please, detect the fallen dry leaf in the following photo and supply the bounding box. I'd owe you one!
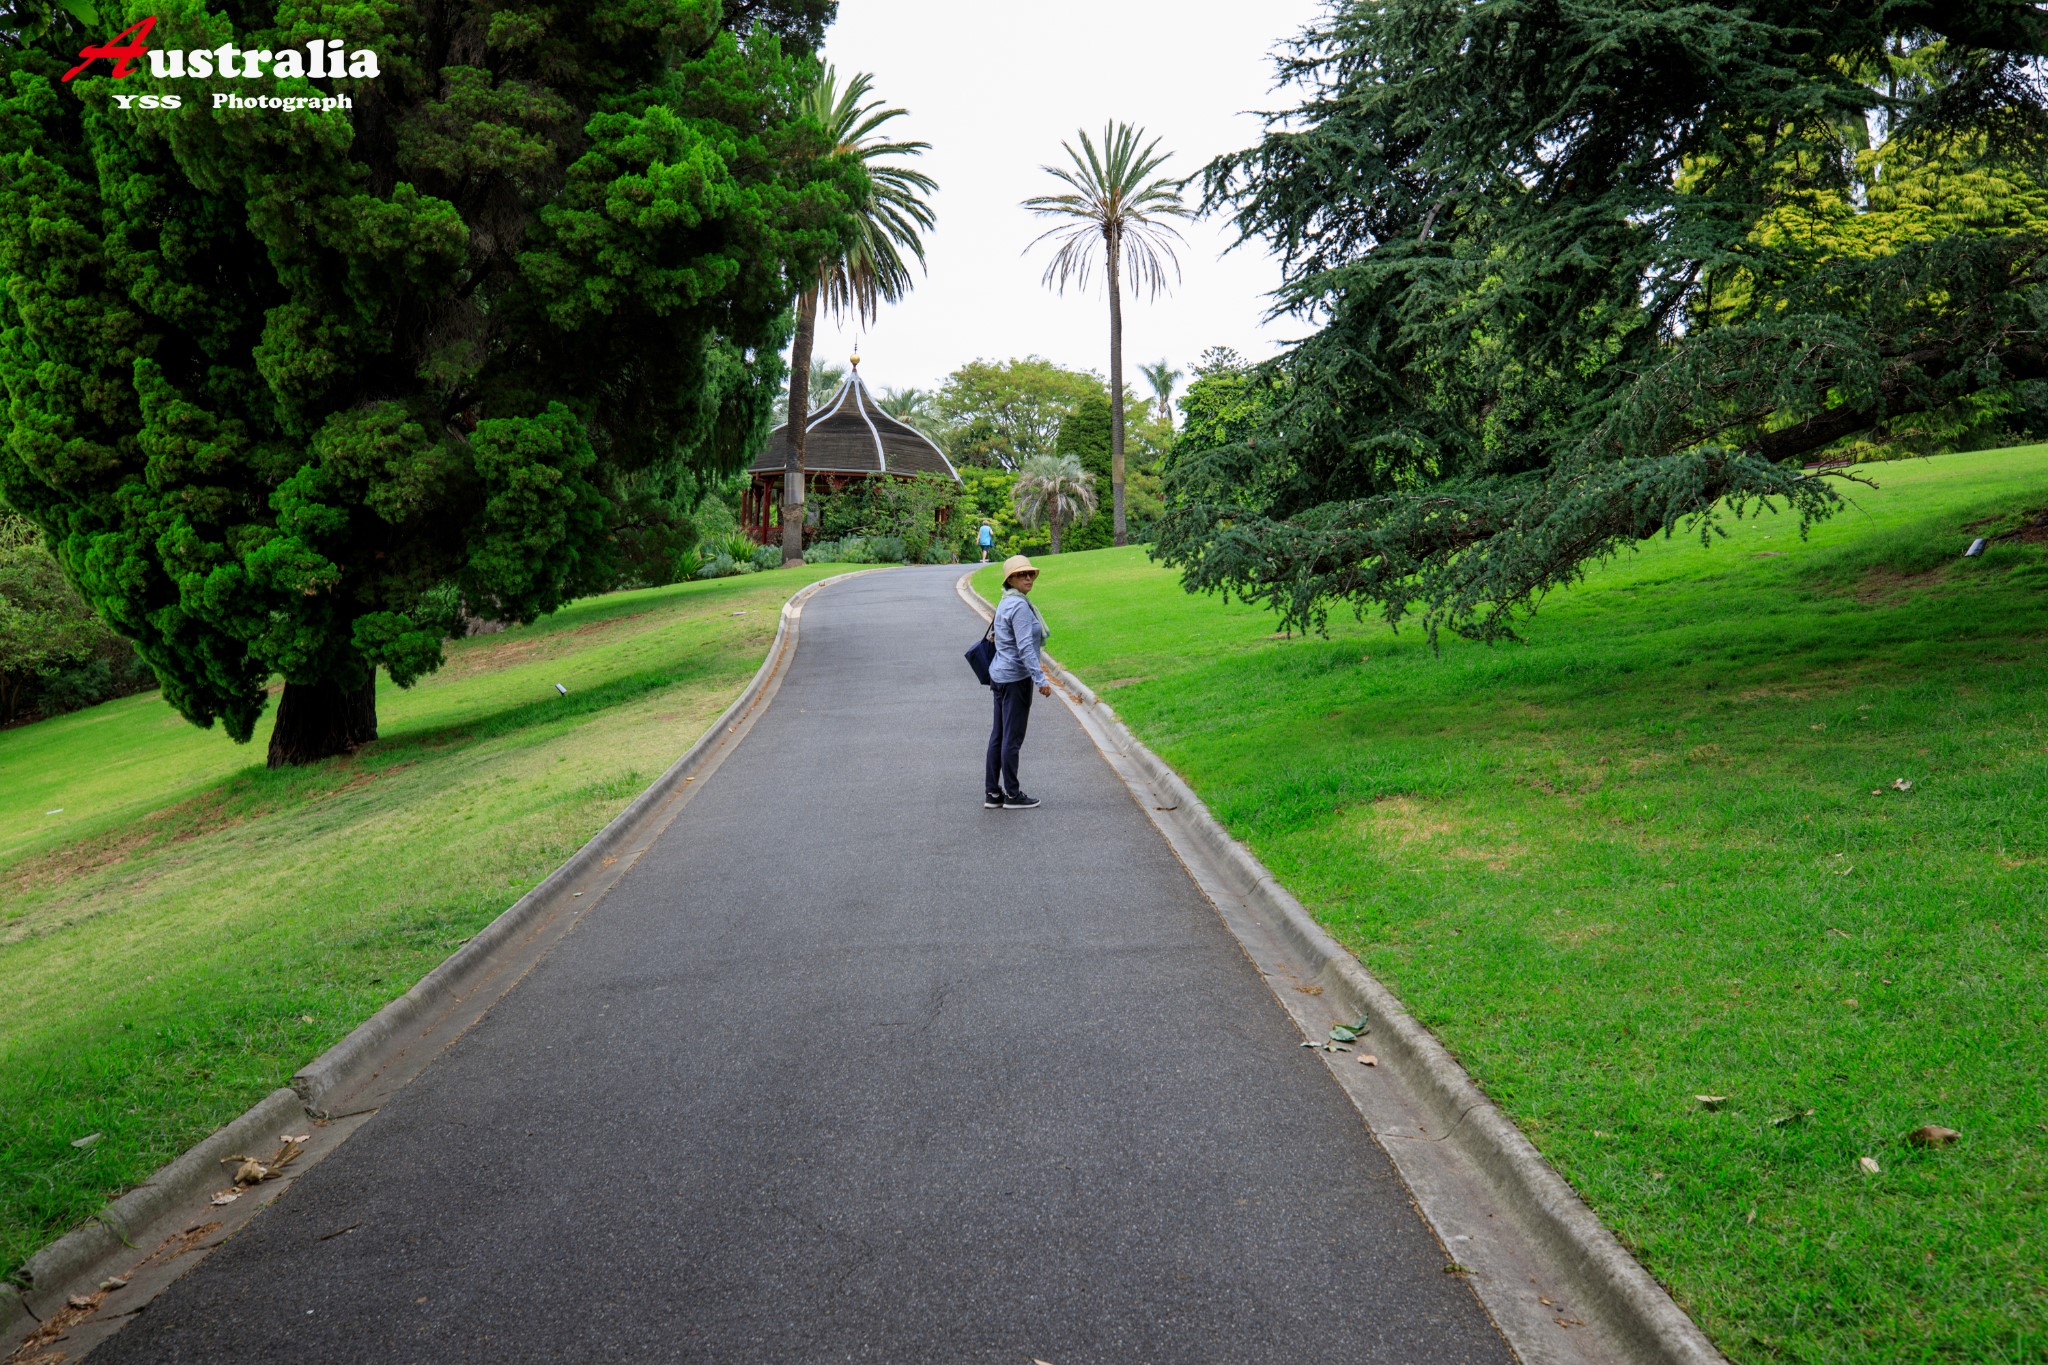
[1827,927,1851,938]
[1695,1094,1730,1110]
[1443,1262,1472,1275]
[1892,778,1913,792]
[70,1132,102,1149]
[1859,1156,1881,1175]
[1746,1208,1757,1225]
[209,1189,241,1206]
[1294,984,1324,996]
[1843,998,1859,1009]
[1539,1295,1555,1307]
[221,1136,308,1187]
[99,1276,128,1291]
[1906,1125,1960,1149]
[1358,1054,1379,1067]
[1556,1316,1586,1328]
[67,1294,94,1309]
[1772,1109,1815,1127]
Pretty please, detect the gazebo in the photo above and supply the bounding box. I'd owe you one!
[742,355,960,546]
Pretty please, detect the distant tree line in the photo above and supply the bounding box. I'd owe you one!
[800,355,1182,559]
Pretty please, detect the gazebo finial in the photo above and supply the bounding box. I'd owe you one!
[850,348,861,369]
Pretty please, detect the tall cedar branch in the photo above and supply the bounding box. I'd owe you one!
[1156,0,2048,642]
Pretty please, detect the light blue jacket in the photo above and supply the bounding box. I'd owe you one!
[989,588,1047,687]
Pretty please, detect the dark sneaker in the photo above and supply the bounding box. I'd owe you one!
[1003,791,1041,809]
[984,793,1005,809]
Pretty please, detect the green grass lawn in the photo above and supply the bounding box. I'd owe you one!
[0,564,845,1277]
[978,446,2048,1364]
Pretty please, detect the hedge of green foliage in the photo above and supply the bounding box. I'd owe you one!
[804,535,910,564]
[0,512,153,726]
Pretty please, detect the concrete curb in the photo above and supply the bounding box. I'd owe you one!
[14,1088,306,1321]
[5,569,873,1350]
[957,570,1723,1365]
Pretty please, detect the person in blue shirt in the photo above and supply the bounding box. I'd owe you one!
[986,555,1051,809]
[977,520,994,562]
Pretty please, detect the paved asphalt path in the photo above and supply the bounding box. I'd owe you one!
[99,567,1511,1364]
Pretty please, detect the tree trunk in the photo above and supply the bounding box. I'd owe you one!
[1050,510,1063,556]
[1106,226,1128,547]
[267,675,378,768]
[783,287,818,565]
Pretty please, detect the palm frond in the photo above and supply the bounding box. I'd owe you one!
[808,66,939,324]
[1021,121,1193,299]
[1011,454,1100,529]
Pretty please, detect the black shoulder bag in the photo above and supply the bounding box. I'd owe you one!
[965,615,997,687]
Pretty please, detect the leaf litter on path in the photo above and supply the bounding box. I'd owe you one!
[218,1134,310,1188]
[1329,1014,1369,1043]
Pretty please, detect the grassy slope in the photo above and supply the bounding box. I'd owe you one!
[0,565,846,1275]
[978,447,2047,1364]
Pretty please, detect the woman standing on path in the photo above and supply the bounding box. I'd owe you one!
[986,555,1052,810]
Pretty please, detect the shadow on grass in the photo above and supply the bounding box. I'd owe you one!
[4,660,723,906]
[376,660,721,754]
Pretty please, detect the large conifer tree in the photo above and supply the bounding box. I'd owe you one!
[0,0,859,763]
[1160,1,2048,642]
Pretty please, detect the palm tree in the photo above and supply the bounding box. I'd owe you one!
[1139,360,1182,428]
[878,386,932,424]
[778,363,846,427]
[1022,122,1190,547]
[1011,453,1099,555]
[781,69,937,563]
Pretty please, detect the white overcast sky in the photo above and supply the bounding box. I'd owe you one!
[800,0,1328,396]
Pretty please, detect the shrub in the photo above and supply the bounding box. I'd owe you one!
[750,545,782,571]
[0,512,153,725]
[804,535,914,564]
[694,552,738,580]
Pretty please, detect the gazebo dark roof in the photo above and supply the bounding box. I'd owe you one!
[750,363,959,482]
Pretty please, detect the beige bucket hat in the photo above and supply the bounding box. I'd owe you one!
[1001,554,1038,583]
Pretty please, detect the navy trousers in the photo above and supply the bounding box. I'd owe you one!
[985,679,1034,797]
